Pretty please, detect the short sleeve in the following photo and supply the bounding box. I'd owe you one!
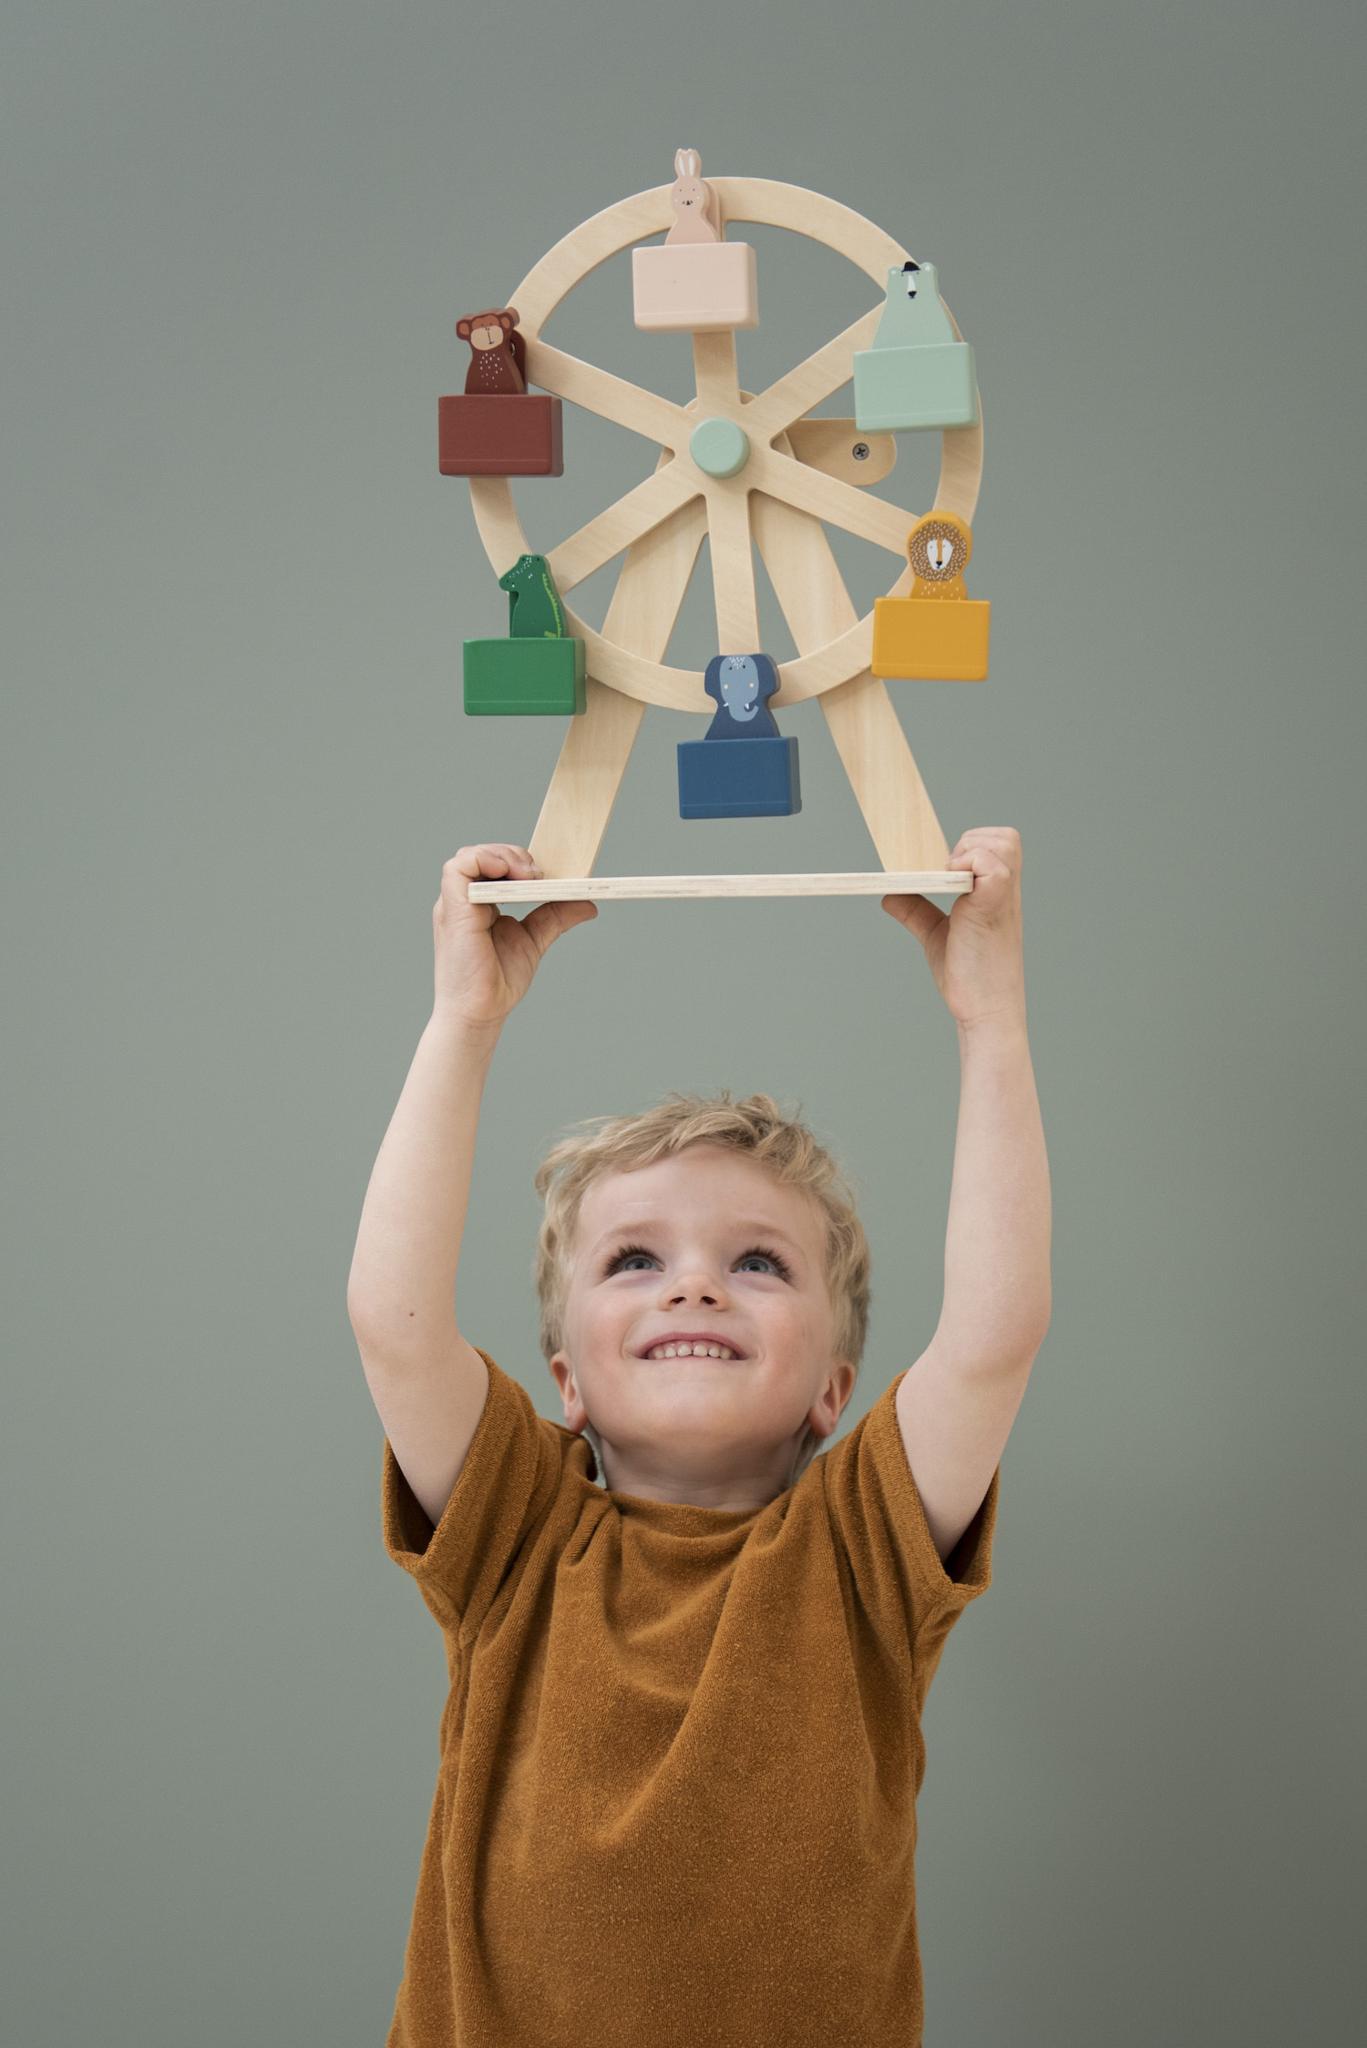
[380,1351,569,1642]
[818,1368,999,1657]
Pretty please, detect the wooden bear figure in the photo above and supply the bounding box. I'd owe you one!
[677,653,801,818]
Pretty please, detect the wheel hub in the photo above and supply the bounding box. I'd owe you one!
[689,415,750,479]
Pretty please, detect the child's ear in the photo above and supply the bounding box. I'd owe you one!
[829,1358,858,1424]
[549,1354,599,1476]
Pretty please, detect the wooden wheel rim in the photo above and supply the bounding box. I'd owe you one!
[465,176,984,712]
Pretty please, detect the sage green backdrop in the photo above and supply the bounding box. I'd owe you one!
[5,1,1362,2041]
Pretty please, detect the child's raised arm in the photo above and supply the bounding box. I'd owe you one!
[345,845,595,1525]
[882,826,1051,1365]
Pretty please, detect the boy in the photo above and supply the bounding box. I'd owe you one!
[347,830,1051,2048]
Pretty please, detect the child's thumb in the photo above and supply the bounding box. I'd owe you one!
[520,899,598,958]
[881,893,941,947]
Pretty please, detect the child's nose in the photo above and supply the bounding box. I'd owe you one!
[662,1268,729,1308]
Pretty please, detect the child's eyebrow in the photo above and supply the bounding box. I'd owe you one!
[585,1218,809,1258]
[731,1223,807,1255]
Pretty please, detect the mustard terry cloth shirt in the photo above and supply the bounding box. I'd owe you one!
[380,1351,1000,2048]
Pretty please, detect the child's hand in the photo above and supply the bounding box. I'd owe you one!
[432,844,597,1031]
[882,827,1028,1030]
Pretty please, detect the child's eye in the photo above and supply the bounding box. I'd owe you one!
[734,1247,792,1280]
[605,1243,660,1275]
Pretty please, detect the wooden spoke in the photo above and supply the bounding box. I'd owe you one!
[741,305,883,443]
[521,338,689,451]
[545,461,701,593]
[747,438,918,554]
[706,483,762,651]
[693,329,741,411]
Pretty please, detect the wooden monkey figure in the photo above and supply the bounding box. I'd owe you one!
[456,308,528,394]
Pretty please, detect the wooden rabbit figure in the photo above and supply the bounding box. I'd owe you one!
[664,147,720,245]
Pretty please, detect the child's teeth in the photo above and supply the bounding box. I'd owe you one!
[647,1342,737,1360]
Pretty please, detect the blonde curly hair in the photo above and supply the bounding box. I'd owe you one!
[533,1092,870,1486]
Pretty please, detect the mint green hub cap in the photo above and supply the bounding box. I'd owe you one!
[689,416,750,478]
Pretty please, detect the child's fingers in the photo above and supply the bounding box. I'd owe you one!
[519,899,598,958]
[447,844,542,886]
[478,842,538,875]
[950,827,1020,878]
[950,845,1003,879]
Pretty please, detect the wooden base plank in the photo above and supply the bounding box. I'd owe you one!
[467,870,972,903]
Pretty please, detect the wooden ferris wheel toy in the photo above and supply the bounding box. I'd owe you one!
[439,148,990,906]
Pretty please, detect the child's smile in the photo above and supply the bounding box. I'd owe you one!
[639,1338,744,1361]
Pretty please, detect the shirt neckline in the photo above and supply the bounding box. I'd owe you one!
[599,1481,774,1524]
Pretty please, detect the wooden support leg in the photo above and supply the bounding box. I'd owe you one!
[753,428,951,871]
[529,680,644,878]
[818,671,950,871]
[529,453,706,877]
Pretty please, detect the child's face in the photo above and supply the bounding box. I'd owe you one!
[549,1145,856,1510]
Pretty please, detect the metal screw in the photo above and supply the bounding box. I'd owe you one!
[852,442,870,460]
